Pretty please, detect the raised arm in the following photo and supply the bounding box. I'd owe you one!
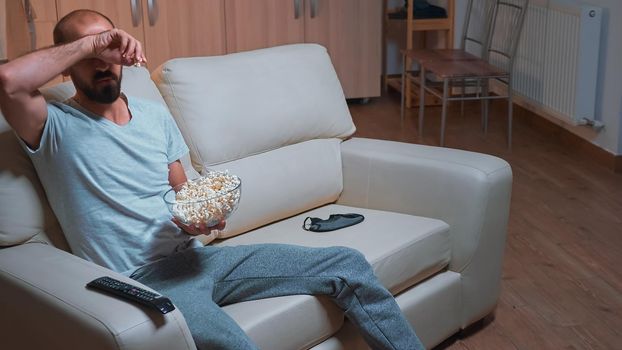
[0,29,144,149]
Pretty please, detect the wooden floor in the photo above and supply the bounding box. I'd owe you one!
[348,92,622,350]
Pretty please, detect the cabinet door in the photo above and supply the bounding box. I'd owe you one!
[141,0,226,70]
[56,0,146,45]
[225,0,304,53]
[6,0,57,57]
[6,0,62,85]
[305,0,382,98]
[29,0,57,49]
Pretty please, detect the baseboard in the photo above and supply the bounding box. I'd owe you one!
[514,104,621,173]
[487,81,620,173]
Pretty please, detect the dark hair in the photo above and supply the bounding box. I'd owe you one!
[53,9,115,45]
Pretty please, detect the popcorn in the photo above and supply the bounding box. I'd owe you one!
[168,171,241,227]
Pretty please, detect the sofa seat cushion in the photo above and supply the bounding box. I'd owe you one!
[218,204,451,349]
[223,295,343,350]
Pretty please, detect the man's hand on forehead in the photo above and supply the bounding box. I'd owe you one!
[89,28,146,67]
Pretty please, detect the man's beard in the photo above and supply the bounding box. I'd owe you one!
[74,70,122,104]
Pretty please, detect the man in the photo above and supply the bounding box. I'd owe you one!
[0,10,424,350]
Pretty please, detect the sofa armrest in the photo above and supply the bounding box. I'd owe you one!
[338,138,512,326]
[0,243,196,350]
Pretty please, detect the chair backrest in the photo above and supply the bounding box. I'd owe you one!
[461,0,498,57]
[484,0,530,79]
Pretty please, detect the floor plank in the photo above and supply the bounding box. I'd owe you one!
[347,92,622,350]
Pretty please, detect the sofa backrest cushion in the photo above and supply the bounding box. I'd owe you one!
[152,44,356,169]
[0,66,197,249]
[152,44,354,238]
[0,113,67,249]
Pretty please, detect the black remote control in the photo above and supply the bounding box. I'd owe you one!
[87,276,176,314]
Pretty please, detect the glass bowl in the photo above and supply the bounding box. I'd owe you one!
[163,171,242,228]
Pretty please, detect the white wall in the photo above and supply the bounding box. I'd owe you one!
[550,0,622,155]
[585,0,622,155]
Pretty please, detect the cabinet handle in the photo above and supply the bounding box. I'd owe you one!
[311,0,319,18]
[130,0,142,27]
[23,0,37,50]
[294,0,302,19]
[147,0,158,25]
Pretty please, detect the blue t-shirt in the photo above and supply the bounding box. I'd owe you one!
[21,96,200,274]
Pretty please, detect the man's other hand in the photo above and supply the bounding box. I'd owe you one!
[172,218,226,236]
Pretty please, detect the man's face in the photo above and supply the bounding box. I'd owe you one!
[70,61,122,104]
[64,16,122,104]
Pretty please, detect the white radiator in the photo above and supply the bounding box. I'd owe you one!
[511,1,603,126]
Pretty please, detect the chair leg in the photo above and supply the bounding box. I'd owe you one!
[461,78,466,117]
[508,89,513,149]
[482,80,490,133]
[400,53,406,127]
[418,67,426,139]
[440,78,449,146]
[405,57,412,109]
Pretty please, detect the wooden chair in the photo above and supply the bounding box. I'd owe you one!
[403,0,455,109]
[401,0,496,124]
[401,0,529,147]
[383,0,455,104]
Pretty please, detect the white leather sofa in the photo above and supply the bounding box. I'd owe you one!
[0,44,512,350]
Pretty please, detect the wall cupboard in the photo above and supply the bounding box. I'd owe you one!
[6,0,381,98]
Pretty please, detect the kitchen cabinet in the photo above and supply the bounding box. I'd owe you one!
[6,0,381,98]
[140,0,226,69]
[226,0,382,98]
[225,0,304,52]
[305,0,382,98]
[57,0,225,70]
[6,0,62,84]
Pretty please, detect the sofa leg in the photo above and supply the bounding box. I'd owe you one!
[431,312,497,349]
[461,311,495,337]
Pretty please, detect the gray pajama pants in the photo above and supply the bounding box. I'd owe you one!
[130,244,424,350]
